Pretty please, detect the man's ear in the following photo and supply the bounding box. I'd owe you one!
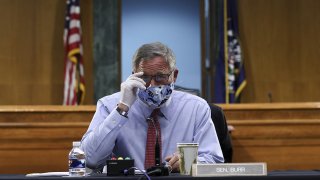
[173,69,179,82]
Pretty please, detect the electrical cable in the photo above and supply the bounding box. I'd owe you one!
[124,167,150,180]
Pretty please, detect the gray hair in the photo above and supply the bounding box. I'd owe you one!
[132,42,176,72]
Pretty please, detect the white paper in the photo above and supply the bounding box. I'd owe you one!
[26,172,69,177]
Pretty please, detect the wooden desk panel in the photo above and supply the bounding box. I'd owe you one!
[219,103,320,171]
[0,106,94,173]
[0,103,320,173]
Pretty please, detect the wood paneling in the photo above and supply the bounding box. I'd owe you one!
[1,104,320,173]
[220,103,320,170]
[1,0,320,104]
[238,0,320,102]
[0,0,93,105]
[0,105,94,173]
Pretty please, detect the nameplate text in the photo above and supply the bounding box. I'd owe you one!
[192,162,267,177]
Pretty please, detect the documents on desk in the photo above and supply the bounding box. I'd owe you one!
[192,162,267,177]
[26,172,69,177]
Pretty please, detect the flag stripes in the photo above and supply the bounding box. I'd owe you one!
[63,0,85,105]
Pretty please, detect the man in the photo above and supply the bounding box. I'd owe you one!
[80,42,224,172]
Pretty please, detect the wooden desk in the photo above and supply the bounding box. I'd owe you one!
[0,103,320,173]
[2,171,320,180]
[0,105,94,174]
[219,103,320,171]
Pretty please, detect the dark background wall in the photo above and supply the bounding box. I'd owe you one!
[93,0,120,102]
[0,0,319,105]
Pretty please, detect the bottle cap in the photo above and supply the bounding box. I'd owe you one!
[73,141,81,147]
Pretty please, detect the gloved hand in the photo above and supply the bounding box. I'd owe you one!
[119,72,146,108]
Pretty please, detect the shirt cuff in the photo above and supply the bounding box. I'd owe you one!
[104,108,128,131]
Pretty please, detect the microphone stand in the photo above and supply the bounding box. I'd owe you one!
[146,117,170,176]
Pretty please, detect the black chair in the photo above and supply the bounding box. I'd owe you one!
[209,104,233,163]
[174,85,200,96]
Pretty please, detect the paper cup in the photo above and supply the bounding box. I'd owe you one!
[177,143,199,175]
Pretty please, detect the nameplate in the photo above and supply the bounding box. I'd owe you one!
[192,163,267,177]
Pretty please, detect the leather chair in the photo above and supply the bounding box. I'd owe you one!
[209,104,233,163]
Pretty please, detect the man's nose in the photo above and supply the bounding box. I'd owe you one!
[148,78,161,87]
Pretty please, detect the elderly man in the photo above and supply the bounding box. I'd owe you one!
[80,42,224,172]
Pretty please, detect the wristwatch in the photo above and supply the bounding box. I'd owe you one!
[116,105,128,118]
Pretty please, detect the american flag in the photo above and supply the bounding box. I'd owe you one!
[63,0,85,105]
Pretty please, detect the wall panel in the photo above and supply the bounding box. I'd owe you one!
[0,0,93,105]
[0,0,320,104]
[238,0,320,102]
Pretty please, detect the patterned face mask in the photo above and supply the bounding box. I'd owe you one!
[137,83,174,108]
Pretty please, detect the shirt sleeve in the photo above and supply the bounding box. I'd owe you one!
[194,103,225,163]
[80,100,128,169]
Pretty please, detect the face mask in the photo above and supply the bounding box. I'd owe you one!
[137,83,174,108]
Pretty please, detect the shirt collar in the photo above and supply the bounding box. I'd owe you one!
[157,91,178,122]
[136,93,175,121]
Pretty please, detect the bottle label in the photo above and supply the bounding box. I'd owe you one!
[69,146,86,177]
[69,158,85,169]
[69,158,86,176]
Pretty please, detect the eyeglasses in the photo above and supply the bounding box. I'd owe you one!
[140,71,174,84]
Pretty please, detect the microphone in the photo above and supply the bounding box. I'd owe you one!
[146,116,169,176]
[268,92,273,103]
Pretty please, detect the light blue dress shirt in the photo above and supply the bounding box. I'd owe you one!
[81,90,224,170]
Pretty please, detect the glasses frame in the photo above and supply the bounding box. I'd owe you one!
[140,70,174,84]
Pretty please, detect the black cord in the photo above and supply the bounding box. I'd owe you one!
[124,167,151,180]
[147,168,162,176]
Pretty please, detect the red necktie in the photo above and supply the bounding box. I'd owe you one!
[144,108,162,169]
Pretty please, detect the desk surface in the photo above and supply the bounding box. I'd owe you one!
[1,171,320,180]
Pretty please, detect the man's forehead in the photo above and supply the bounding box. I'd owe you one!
[137,67,169,75]
[137,58,170,73]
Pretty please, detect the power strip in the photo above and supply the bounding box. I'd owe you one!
[106,159,135,176]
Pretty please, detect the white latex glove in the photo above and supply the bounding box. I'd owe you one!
[119,72,146,108]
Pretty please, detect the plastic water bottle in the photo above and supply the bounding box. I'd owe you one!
[68,141,86,177]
